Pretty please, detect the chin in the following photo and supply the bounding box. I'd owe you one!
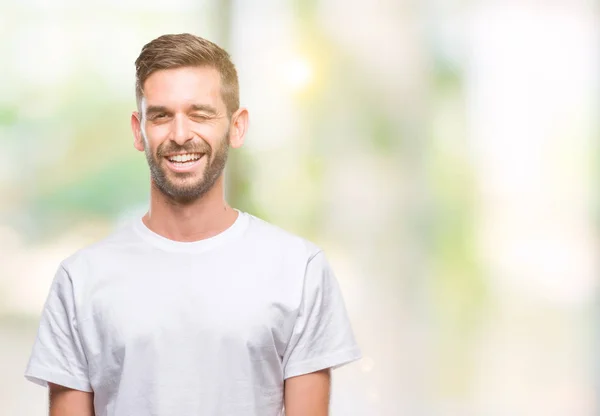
[164,180,213,201]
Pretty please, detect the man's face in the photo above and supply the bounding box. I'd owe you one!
[133,66,231,203]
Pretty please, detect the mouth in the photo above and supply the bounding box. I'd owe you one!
[163,152,205,173]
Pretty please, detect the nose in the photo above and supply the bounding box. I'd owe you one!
[171,114,193,145]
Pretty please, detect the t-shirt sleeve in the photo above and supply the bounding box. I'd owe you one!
[282,251,362,379]
[24,265,93,392]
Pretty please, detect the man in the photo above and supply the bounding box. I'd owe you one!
[24,33,361,416]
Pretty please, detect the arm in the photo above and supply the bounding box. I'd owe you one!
[25,266,94,410]
[284,369,331,416]
[49,383,94,416]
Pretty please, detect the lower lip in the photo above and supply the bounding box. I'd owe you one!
[164,155,205,173]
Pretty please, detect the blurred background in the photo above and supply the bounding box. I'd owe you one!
[1,0,599,414]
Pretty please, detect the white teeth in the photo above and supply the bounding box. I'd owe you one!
[168,153,201,163]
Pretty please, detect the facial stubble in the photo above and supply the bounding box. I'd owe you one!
[143,129,230,204]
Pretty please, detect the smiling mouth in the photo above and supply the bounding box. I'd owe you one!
[164,152,204,166]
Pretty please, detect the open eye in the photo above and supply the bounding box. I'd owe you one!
[147,113,168,122]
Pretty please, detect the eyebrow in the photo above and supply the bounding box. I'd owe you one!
[145,105,170,117]
[145,104,219,117]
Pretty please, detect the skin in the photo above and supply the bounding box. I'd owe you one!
[284,369,331,416]
[48,383,93,416]
[49,65,330,415]
[132,66,246,240]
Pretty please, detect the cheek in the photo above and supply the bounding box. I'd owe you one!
[192,124,229,147]
[145,122,171,139]
[191,126,215,142]
[144,125,170,151]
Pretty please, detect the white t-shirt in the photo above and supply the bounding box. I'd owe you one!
[25,211,361,416]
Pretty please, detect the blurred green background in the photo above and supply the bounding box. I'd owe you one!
[1,0,599,414]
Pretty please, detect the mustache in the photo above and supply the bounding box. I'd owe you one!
[156,141,211,158]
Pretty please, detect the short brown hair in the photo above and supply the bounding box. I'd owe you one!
[135,33,239,116]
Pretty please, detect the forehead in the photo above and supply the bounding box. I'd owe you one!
[142,66,224,110]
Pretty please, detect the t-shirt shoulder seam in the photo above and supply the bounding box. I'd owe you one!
[307,249,324,264]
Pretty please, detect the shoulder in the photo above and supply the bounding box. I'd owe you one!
[242,212,322,262]
[60,222,140,277]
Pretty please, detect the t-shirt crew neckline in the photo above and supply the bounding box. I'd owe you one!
[132,209,249,253]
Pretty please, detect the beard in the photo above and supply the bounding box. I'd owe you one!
[143,130,230,204]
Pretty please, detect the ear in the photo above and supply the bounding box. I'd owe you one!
[131,111,145,152]
[228,107,249,149]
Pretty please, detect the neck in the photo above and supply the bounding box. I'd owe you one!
[142,175,238,242]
